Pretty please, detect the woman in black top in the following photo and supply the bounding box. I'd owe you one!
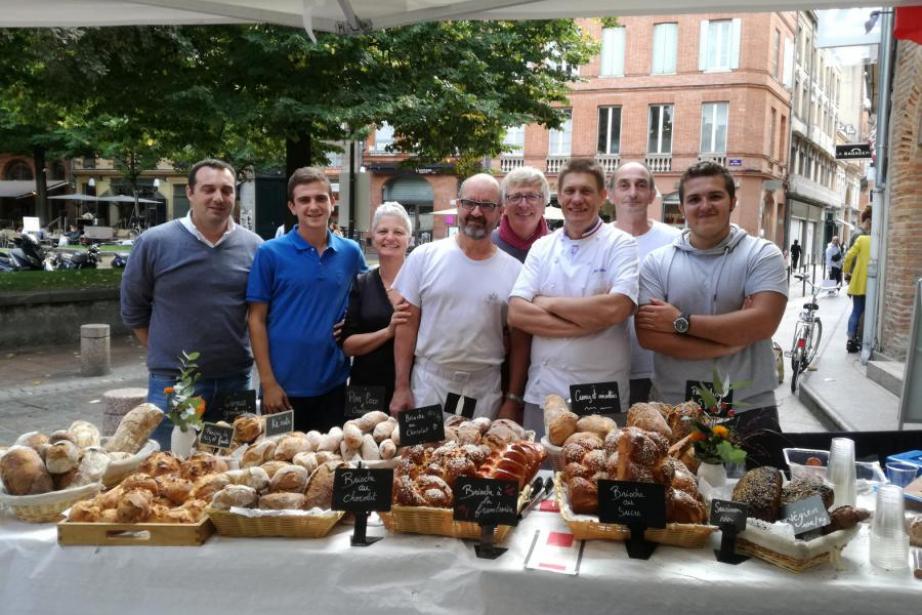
[342,202,412,405]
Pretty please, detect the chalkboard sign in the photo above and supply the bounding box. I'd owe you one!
[710,499,748,531]
[345,386,387,419]
[264,410,294,438]
[569,382,621,416]
[199,422,235,449]
[397,404,445,446]
[215,389,257,422]
[597,480,666,528]
[453,477,519,526]
[781,495,831,536]
[444,393,477,418]
[332,468,393,512]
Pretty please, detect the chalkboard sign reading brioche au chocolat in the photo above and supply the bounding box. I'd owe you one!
[264,410,294,438]
[397,405,445,446]
[345,386,387,419]
[199,422,235,449]
[453,477,519,526]
[332,468,393,513]
[215,389,257,422]
[569,382,621,416]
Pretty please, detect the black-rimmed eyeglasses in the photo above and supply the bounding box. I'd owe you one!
[505,193,544,205]
[456,198,500,212]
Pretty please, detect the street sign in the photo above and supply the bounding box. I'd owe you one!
[835,144,872,160]
[728,159,743,167]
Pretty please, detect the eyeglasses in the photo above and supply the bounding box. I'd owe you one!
[505,192,544,205]
[456,198,500,212]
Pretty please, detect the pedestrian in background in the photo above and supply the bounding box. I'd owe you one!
[790,238,802,270]
[843,208,872,353]
[825,236,843,288]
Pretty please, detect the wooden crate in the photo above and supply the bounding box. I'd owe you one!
[57,517,214,547]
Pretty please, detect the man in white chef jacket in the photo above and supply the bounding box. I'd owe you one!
[508,158,639,438]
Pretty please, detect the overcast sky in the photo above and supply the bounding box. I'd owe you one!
[816,6,883,65]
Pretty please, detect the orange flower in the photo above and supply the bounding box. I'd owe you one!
[163,386,174,395]
[712,425,730,439]
[196,399,206,416]
[689,431,707,442]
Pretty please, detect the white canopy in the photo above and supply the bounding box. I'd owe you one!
[0,1,913,35]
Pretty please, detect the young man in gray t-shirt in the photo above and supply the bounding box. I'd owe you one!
[635,161,787,412]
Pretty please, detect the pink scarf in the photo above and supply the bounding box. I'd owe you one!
[498,214,549,251]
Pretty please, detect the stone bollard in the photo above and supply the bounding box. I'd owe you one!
[80,324,111,376]
[102,387,148,436]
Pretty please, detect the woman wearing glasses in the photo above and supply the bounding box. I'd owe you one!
[491,166,550,262]
[341,202,413,405]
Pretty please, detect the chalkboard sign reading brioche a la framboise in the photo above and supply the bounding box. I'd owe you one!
[597,480,666,528]
[569,382,621,416]
[397,404,445,446]
[332,468,393,513]
[215,389,257,422]
[264,410,294,438]
[781,495,831,536]
[199,422,235,449]
[344,386,387,419]
[453,477,519,526]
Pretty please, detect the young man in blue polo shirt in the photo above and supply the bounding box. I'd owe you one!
[247,167,367,432]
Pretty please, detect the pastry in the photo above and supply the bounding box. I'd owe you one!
[116,489,153,523]
[666,487,708,524]
[139,452,182,477]
[210,485,258,510]
[69,420,102,448]
[105,403,163,454]
[616,426,669,468]
[663,401,702,442]
[379,439,397,460]
[823,505,870,534]
[259,492,307,510]
[547,411,579,446]
[626,403,673,440]
[343,422,364,450]
[372,420,396,443]
[355,411,389,433]
[0,446,54,495]
[576,415,617,438]
[68,500,102,522]
[97,487,124,509]
[44,441,81,474]
[567,476,599,515]
[731,466,783,522]
[563,431,604,449]
[180,452,228,481]
[155,475,194,505]
[189,474,231,501]
[269,464,309,493]
[121,473,160,496]
[360,434,381,461]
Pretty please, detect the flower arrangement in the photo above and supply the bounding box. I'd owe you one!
[687,367,748,465]
[165,351,206,433]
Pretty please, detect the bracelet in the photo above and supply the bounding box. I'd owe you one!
[504,392,525,405]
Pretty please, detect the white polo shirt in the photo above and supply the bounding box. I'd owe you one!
[510,222,639,411]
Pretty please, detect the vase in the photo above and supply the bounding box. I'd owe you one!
[170,425,197,459]
[697,461,728,488]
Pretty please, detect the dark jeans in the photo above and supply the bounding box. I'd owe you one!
[147,371,252,450]
[629,378,653,406]
[830,267,842,285]
[282,383,347,433]
[848,294,866,339]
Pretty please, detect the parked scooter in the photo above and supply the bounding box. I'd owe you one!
[55,245,100,270]
[111,252,128,268]
[0,234,48,271]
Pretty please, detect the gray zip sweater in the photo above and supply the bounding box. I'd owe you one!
[120,220,263,377]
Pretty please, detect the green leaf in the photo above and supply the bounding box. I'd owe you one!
[695,385,717,410]
[716,440,747,464]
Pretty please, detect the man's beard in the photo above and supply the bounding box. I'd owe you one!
[460,219,489,239]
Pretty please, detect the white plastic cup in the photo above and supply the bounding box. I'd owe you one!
[885,462,920,488]
[828,437,857,508]
[869,484,909,570]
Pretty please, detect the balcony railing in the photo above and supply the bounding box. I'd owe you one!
[595,154,620,174]
[546,156,570,174]
[499,157,525,173]
[644,154,672,173]
[697,153,727,167]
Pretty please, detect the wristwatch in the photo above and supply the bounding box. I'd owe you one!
[673,312,691,334]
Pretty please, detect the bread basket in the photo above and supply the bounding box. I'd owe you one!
[0,482,103,523]
[735,520,860,573]
[207,507,344,538]
[554,474,714,548]
[539,436,566,472]
[101,439,160,488]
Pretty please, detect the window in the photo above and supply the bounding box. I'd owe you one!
[648,104,674,154]
[768,108,777,159]
[699,19,741,71]
[4,160,33,181]
[600,27,625,76]
[546,43,574,75]
[503,125,526,154]
[172,184,190,219]
[770,29,781,79]
[700,103,728,154]
[597,106,622,155]
[548,111,572,156]
[779,116,787,164]
[782,38,794,87]
[652,23,678,74]
[662,195,685,226]
[372,122,394,153]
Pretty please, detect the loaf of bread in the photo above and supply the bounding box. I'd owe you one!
[626,404,673,441]
[373,419,396,443]
[343,422,364,450]
[189,473,231,501]
[303,462,339,509]
[909,516,922,547]
[269,464,309,493]
[292,452,319,475]
[1,446,54,495]
[663,402,702,442]
[273,434,312,462]
[45,441,81,474]
[731,466,783,522]
[225,467,270,492]
[48,429,77,445]
[105,403,163,454]
[379,439,397,460]
[241,440,276,468]
[781,475,834,510]
[232,414,263,444]
[14,432,50,455]
[67,420,100,448]
[259,492,307,510]
[823,505,870,534]
[576,415,617,438]
[210,485,258,510]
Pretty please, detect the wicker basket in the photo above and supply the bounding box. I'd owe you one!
[207,507,344,538]
[0,483,103,523]
[554,474,714,548]
[102,439,160,488]
[540,436,566,472]
[735,524,859,573]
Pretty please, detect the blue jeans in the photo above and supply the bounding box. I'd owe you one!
[847,295,866,339]
[147,371,252,450]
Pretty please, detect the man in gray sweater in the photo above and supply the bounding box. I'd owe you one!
[121,159,263,448]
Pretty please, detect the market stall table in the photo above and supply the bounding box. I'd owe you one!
[0,498,917,615]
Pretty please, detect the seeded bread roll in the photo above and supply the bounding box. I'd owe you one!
[731,466,783,522]
[781,475,835,510]
[626,403,673,441]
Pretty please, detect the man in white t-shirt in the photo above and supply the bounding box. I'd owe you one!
[610,162,681,405]
[390,173,529,421]
[509,159,639,437]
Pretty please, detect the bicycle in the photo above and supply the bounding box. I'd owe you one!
[789,273,824,393]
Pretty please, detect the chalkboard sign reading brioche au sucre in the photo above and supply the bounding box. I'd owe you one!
[781,495,831,536]
[597,480,666,527]
[344,386,387,419]
[397,405,445,446]
[569,382,621,416]
[215,389,257,422]
[264,410,294,438]
[332,468,393,513]
[199,422,235,449]
[453,477,519,526]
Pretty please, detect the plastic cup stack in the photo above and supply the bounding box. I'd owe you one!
[869,484,909,570]
[828,437,857,509]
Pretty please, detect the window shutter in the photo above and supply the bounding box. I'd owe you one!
[783,38,795,87]
[699,20,708,70]
[730,18,742,70]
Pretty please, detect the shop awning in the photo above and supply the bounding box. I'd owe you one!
[0,180,67,199]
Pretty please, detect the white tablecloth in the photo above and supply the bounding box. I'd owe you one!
[1,499,918,615]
